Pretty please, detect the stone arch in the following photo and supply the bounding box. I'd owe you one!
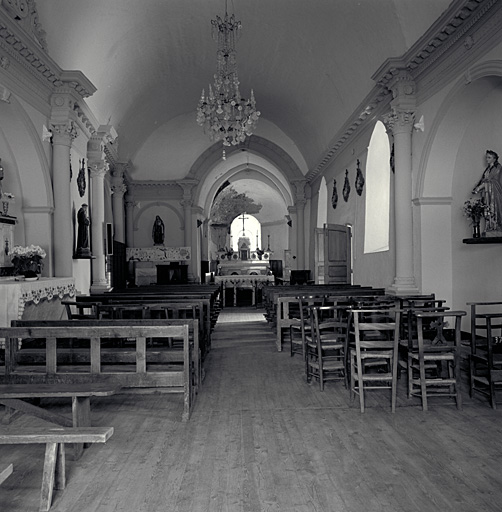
[0,89,52,209]
[418,60,502,199]
[415,60,502,306]
[188,135,305,207]
[201,162,293,216]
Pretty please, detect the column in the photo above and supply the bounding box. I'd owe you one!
[125,198,136,248]
[89,163,110,292]
[291,179,307,269]
[179,180,198,282]
[384,70,419,295]
[111,165,128,244]
[51,120,78,277]
[295,199,306,269]
[287,206,298,269]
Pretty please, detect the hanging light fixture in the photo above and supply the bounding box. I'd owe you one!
[196,4,260,159]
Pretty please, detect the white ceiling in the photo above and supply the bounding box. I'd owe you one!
[36,0,452,173]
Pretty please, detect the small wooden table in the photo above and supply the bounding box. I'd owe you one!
[0,382,120,459]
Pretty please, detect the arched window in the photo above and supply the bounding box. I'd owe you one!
[230,214,261,250]
[364,121,390,253]
[317,177,328,228]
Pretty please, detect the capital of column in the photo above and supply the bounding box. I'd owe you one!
[51,121,79,145]
[89,162,109,180]
[111,183,127,197]
[179,179,199,202]
[291,179,308,202]
[181,199,193,209]
[125,200,138,211]
[382,108,415,136]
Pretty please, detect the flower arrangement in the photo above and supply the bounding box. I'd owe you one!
[2,192,14,200]
[10,244,46,276]
[11,244,46,259]
[463,198,492,223]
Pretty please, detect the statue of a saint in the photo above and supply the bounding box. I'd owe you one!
[152,215,165,245]
[473,150,502,235]
[76,203,91,257]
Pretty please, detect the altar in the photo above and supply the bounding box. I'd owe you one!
[0,277,76,348]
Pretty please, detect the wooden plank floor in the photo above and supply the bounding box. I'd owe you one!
[2,306,502,511]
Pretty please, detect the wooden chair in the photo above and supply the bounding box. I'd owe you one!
[398,302,450,397]
[468,301,502,408]
[289,295,325,358]
[306,305,349,390]
[349,308,401,413]
[408,310,466,411]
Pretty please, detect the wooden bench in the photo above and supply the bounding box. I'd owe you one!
[71,295,213,356]
[0,463,13,485]
[0,426,113,511]
[1,323,195,421]
[0,382,120,459]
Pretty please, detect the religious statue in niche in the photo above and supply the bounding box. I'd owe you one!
[77,158,86,197]
[76,203,91,257]
[343,169,351,202]
[355,159,365,196]
[472,149,502,236]
[152,215,165,245]
[331,179,338,209]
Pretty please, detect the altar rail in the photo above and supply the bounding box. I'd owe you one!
[214,275,274,307]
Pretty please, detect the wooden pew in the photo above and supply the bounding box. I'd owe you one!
[0,426,113,511]
[0,382,120,459]
[262,284,381,324]
[72,294,214,354]
[11,318,202,394]
[0,323,195,421]
[103,300,210,356]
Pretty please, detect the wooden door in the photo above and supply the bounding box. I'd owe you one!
[323,224,351,284]
[314,228,324,284]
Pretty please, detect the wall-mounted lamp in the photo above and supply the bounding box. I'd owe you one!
[285,215,292,227]
[197,219,203,228]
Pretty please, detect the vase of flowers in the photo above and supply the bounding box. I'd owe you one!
[10,244,46,277]
[463,198,492,238]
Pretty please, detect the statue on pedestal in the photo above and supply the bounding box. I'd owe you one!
[76,203,92,257]
[152,215,165,245]
[473,150,502,236]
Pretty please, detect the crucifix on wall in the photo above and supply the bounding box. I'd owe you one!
[239,212,248,235]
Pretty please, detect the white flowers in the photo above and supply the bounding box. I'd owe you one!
[2,192,14,199]
[11,244,46,259]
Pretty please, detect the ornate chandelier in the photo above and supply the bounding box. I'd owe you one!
[196,8,260,158]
